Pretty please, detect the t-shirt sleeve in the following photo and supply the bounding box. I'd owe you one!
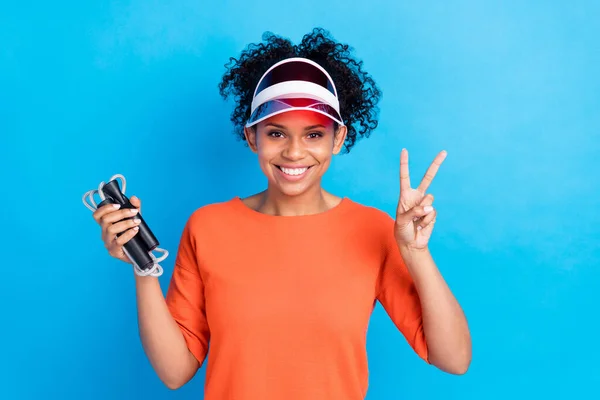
[165,215,210,366]
[375,215,429,363]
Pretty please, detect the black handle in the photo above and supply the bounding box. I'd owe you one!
[98,179,160,270]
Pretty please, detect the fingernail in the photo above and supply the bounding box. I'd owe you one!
[133,218,141,224]
[133,226,139,231]
[417,226,423,230]
[424,206,433,213]
[113,204,120,209]
[130,208,138,214]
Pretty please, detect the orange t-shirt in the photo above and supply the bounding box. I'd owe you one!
[165,196,429,399]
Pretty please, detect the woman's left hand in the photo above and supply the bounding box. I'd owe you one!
[394,148,447,251]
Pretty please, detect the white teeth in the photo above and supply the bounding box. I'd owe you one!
[280,167,308,176]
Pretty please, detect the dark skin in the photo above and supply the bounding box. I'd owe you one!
[242,108,348,216]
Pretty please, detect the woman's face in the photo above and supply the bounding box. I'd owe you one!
[244,107,347,197]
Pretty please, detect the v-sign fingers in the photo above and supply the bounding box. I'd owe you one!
[400,148,411,193]
[417,150,447,193]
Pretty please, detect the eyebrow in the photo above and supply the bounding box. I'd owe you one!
[264,123,327,130]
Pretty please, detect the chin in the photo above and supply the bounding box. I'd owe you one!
[266,165,321,197]
[276,183,313,197]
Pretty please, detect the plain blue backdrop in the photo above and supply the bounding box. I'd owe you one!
[1,1,599,399]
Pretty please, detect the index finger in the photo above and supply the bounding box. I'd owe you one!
[417,150,447,193]
[92,203,122,222]
[400,148,411,193]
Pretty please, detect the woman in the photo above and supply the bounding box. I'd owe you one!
[92,28,471,399]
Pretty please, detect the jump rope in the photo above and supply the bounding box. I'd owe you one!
[82,174,167,277]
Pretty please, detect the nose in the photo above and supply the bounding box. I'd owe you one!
[282,136,305,160]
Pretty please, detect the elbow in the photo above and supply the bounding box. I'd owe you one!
[447,357,471,375]
[450,349,472,375]
[155,350,201,390]
[159,367,195,390]
[164,381,183,391]
[162,375,188,390]
[453,338,473,375]
[432,356,471,375]
[447,344,472,375]
[429,346,472,375]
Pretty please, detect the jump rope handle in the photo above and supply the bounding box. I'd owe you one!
[96,179,160,271]
[83,175,166,276]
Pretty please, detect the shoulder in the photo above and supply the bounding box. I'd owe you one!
[183,197,242,232]
[341,198,397,245]
[344,198,395,227]
[341,199,397,257]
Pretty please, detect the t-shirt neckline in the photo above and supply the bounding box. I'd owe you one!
[231,196,351,221]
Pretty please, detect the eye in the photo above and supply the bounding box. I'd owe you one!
[267,131,284,138]
[307,132,323,139]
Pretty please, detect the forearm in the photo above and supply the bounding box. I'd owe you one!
[134,274,199,388]
[399,246,471,374]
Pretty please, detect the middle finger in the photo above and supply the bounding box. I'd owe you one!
[106,217,142,237]
[417,150,447,193]
[101,207,139,227]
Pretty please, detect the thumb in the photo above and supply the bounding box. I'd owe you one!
[130,195,142,212]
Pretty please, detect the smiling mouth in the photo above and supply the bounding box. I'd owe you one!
[276,165,312,176]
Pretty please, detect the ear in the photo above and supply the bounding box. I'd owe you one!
[244,126,258,153]
[332,125,348,155]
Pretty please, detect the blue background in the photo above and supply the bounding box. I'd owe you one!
[1,1,599,399]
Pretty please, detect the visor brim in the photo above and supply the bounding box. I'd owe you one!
[245,99,344,128]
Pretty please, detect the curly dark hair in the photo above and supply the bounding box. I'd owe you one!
[218,27,382,153]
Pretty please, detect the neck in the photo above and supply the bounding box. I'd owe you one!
[256,184,330,216]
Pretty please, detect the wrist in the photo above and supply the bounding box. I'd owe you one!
[397,243,434,277]
[133,268,159,283]
[397,242,430,257]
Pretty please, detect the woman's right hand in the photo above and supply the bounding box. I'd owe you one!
[92,196,143,264]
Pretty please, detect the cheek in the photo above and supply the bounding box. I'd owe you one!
[310,137,336,161]
[254,139,280,166]
[256,144,277,159]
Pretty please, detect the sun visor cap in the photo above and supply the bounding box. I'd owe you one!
[246,57,344,128]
